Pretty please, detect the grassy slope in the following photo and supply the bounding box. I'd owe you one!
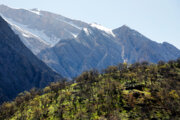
[0,60,180,120]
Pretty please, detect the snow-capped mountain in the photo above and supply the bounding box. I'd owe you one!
[1,5,180,78]
[0,4,88,54]
[38,24,180,78]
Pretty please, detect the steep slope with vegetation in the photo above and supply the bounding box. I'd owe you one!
[0,59,180,120]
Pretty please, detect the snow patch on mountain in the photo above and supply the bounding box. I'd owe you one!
[57,18,82,30]
[64,29,78,38]
[2,16,60,46]
[121,46,128,63]
[90,23,116,37]
[10,22,49,45]
[7,21,50,54]
[22,33,31,38]
[83,28,90,36]
[29,8,41,15]
[71,33,78,38]
[67,21,82,30]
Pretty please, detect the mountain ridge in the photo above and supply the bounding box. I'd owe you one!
[38,24,180,78]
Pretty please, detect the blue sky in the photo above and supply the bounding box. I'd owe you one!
[1,0,180,49]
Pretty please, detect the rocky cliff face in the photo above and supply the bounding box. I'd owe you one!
[0,16,62,103]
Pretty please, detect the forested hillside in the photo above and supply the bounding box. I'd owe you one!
[0,59,180,120]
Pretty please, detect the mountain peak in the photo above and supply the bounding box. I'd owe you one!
[113,24,139,37]
[121,24,131,29]
[113,24,131,31]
